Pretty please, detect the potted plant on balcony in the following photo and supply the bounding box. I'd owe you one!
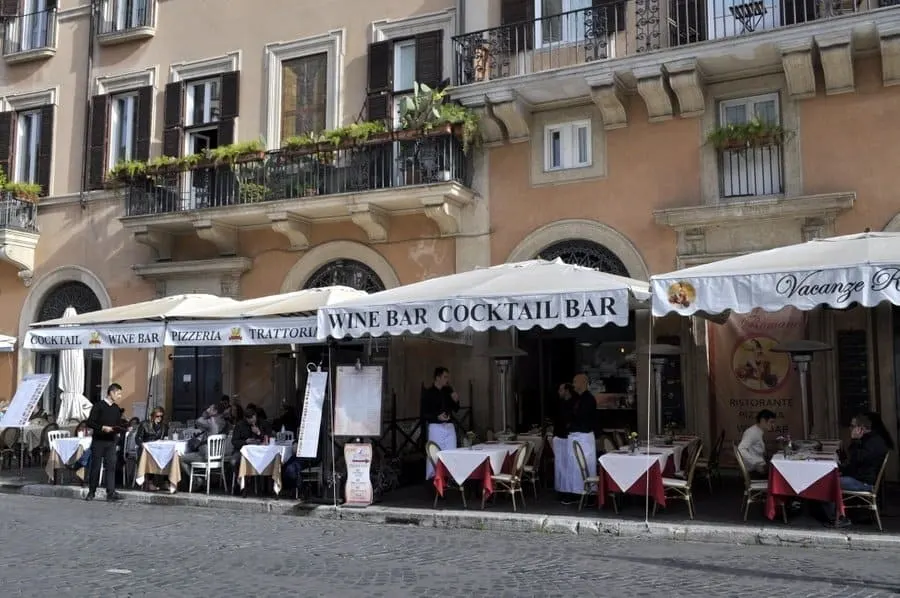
[0,167,41,201]
[208,140,266,165]
[106,160,149,188]
[706,118,789,151]
[398,82,481,153]
[145,155,182,175]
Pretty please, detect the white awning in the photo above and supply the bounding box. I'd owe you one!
[650,232,900,316]
[32,294,237,326]
[317,259,650,340]
[174,286,367,319]
[0,334,15,352]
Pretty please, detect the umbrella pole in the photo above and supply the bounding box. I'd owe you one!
[18,435,23,479]
[328,341,338,507]
[146,347,157,410]
[645,315,654,526]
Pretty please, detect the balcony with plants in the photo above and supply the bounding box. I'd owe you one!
[0,167,41,283]
[116,83,480,252]
[707,118,788,199]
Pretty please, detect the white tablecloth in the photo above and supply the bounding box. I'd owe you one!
[599,453,665,491]
[51,437,92,464]
[142,440,187,470]
[241,444,284,474]
[771,453,838,494]
[438,446,510,485]
[648,441,690,473]
[426,423,457,480]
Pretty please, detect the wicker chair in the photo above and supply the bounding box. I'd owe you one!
[733,442,782,522]
[484,443,530,512]
[573,440,608,513]
[655,441,703,519]
[695,430,725,491]
[426,440,467,509]
[841,452,891,531]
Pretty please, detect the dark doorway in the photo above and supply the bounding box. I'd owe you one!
[171,346,223,422]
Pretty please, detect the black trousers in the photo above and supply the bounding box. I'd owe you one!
[88,439,117,496]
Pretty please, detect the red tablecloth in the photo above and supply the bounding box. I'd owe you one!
[434,458,495,499]
[598,461,666,508]
[765,466,844,520]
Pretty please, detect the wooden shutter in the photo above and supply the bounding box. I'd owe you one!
[0,112,13,179]
[366,40,392,123]
[0,0,18,19]
[217,71,239,146]
[594,0,626,33]
[36,105,54,196]
[162,81,183,157]
[414,30,443,89]
[134,86,153,162]
[500,0,534,51]
[87,95,109,190]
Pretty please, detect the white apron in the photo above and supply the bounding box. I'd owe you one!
[425,422,457,480]
[553,432,597,494]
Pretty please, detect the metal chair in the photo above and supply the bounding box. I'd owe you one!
[841,452,891,532]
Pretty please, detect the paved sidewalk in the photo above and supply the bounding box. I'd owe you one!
[4,479,900,553]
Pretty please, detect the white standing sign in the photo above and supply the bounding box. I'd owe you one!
[334,366,383,437]
[297,370,328,458]
[343,442,374,507]
[0,374,52,428]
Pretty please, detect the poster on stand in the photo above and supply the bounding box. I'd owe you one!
[297,370,328,458]
[334,366,383,437]
[343,442,373,507]
[0,374,52,428]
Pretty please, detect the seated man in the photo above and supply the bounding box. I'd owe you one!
[180,403,225,478]
[828,414,889,528]
[738,409,776,479]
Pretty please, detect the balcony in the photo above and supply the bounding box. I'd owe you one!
[120,130,476,259]
[97,0,155,45]
[451,2,900,131]
[720,144,784,198]
[2,8,57,64]
[0,194,39,284]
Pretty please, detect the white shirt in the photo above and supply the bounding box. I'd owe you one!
[738,424,766,471]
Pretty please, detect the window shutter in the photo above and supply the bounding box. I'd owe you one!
[87,94,109,190]
[162,81,184,157]
[593,0,626,33]
[414,30,443,89]
[0,0,18,19]
[0,112,13,179]
[500,0,534,51]
[36,105,54,196]
[366,40,393,123]
[217,119,234,146]
[134,86,153,162]
[220,71,240,119]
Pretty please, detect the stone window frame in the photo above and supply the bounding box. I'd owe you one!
[94,66,157,95]
[531,104,607,187]
[699,74,801,205]
[544,119,592,171]
[264,30,345,150]
[371,8,456,84]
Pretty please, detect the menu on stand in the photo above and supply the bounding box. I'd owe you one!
[0,374,52,428]
[343,442,373,507]
[334,366,383,437]
[297,370,328,458]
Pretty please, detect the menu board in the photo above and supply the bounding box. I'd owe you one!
[836,330,869,426]
[297,370,328,458]
[334,366,383,437]
[343,442,373,507]
[657,335,686,428]
[0,374,52,428]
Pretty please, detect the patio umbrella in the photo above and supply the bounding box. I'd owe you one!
[56,307,92,426]
[0,334,15,352]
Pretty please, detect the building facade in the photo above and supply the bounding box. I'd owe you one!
[1,0,900,471]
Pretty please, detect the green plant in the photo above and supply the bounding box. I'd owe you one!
[145,155,181,172]
[282,133,320,152]
[706,118,789,150]
[436,102,481,153]
[398,82,481,152]
[107,159,147,182]
[0,166,42,201]
[207,140,265,165]
[238,182,270,203]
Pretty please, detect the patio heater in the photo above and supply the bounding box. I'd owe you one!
[635,344,681,435]
[771,340,832,439]
[482,346,527,434]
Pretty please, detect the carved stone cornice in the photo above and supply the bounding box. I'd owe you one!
[348,204,389,242]
[268,212,310,251]
[193,219,238,255]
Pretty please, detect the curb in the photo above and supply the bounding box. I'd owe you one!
[5,481,899,551]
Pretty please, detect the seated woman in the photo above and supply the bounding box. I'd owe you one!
[135,407,170,492]
[66,421,93,473]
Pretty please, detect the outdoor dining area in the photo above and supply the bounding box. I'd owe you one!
[0,232,897,533]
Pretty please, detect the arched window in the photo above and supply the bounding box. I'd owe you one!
[37,281,102,322]
[538,239,629,277]
[304,259,386,293]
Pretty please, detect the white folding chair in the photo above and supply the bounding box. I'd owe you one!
[47,430,71,483]
[181,428,202,440]
[188,434,227,494]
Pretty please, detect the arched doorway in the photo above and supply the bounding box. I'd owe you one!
[519,238,639,433]
[36,281,104,414]
[303,258,386,293]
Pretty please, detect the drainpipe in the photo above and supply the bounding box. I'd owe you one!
[79,0,98,209]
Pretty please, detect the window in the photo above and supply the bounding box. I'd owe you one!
[185,79,220,127]
[18,0,51,51]
[110,0,149,31]
[536,0,591,46]
[280,53,327,141]
[108,92,137,165]
[544,120,591,171]
[719,93,783,198]
[14,110,41,183]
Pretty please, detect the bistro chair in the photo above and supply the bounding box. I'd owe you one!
[426,440,466,509]
[484,443,529,512]
[123,430,139,487]
[655,440,703,519]
[0,428,20,470]
[31,422,58,466]
[842,452,891,532]
[695,430,725,491]
[573,440,609,513]
[521,437,545,499]
[189,434,227,494]
[733,443,782,522]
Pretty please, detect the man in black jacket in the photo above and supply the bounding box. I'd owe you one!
[828,413,888,527]
[86,383,126,502]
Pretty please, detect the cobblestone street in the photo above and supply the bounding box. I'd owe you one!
[0,494,898,597]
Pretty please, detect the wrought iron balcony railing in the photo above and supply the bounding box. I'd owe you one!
[2,8,57,56]
[453,0,891,85]
[0,194,38,232]
[124,131,471,217]
[97,0,154,35]
[720,144,783,198]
